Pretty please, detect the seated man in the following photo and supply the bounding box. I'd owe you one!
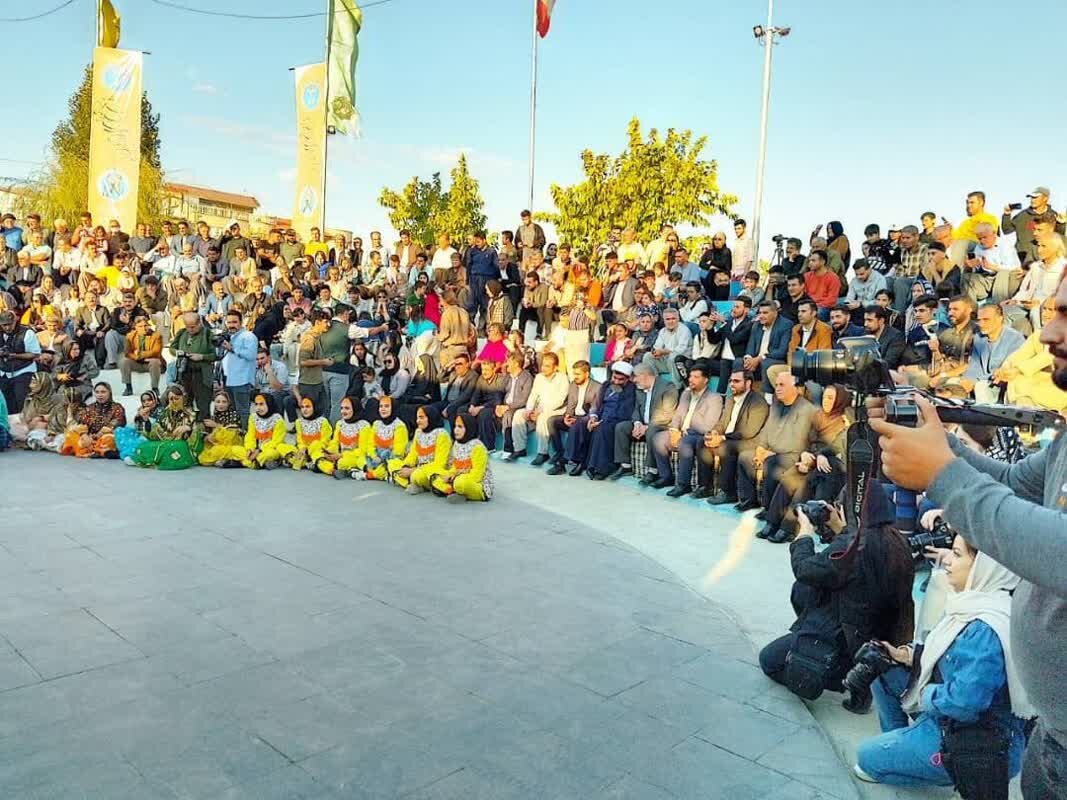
[642,308,692,385]
[467,359,506,449]
[706,296,754,390]
[546,360,600,475]
[433,353,478,420]
[255,346,296,420]
[899,294,946,374]
[562,361,636,479]
[829,304,865,348]
[507,351,569,464]
[767,299,832,386]
[481,351,533,453]
[703,370,770,504]
[118,314,163,396]
[736,372,817,512]
[607,362,679,481]
[993,296,1067,411]
[743,300,792,393]
[862,305,906,370]
[647,360,723,497]
[954,303,1025,402]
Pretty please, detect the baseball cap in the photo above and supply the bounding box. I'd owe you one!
[1,213,15,221]
[1027,186,1051,198]
[611,361,634,376]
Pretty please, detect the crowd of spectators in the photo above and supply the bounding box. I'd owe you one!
[2,189,1066,794]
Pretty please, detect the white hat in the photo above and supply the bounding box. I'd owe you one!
[611,361,634,376]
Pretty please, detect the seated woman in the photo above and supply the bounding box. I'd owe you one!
[14,372,64,449]
[237,393,291,469]
[319,395,371,478]
[288,395,332,471]
[115,389,161,460]
[854,536,1031,793]
[198,390,244,467]
[390,405,450,493]
[429,412,494,503]
[396,336,441,430]
[363,395,408,481]
[759,384,852,543]
[60,381,127,458]
[604,323,632,365]
[130,385,201,470]
[52,339,99,401]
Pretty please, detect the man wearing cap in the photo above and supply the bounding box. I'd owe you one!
[0,309,41,411]
[1002,186,1065,266]
[280,229,305,266]
[563,361,637,480]
[219,221,252,267]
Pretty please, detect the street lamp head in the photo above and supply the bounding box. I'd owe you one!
[753,25,765,39]
[777,26,792,37]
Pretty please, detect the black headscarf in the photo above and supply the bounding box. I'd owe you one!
[339,394,363,423]
[300,393,323,421]
[417,404,444,434]
[377,396,397,426]
[452,412,477,444]
[254,393,279,418]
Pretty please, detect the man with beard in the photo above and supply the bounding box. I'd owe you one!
[869,273,1067,800]
[829,304,864,347]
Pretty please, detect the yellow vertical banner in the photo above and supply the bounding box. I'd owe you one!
[293,63,327,241]
[88,47,142,233]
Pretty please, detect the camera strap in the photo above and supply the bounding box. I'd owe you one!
[834,420,877,564]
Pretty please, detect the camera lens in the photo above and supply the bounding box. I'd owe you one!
[790,348,851,386]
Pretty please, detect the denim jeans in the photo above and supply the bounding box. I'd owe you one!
[228,383,252,427]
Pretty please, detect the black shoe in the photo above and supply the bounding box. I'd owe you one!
[503,450,527,462]
[122,385,133,397]
[607,466,632,481]
[530,453,550,467]
[756,525,777,540]
[651,477,674,490]
[706,491,738,506]
[754,510,767,521]
[692,487,711,500]
[735,499,761,513]
[768,528,795,544]
[568,464,585,477]
[666,485,691,498]
[589,470,606,481]
[546,462,566,476]
[639,471,660,486]
[842,688,872,715]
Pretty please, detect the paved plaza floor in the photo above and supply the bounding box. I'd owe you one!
[1,451,866,800]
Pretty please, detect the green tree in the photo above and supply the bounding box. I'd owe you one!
[17,65,165,226]
[378,153,487,247]
[540,117,737,265]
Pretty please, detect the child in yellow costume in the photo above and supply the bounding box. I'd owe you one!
[363,395,408,481]
[237,393,292,469]
[198,390,244,466]
[287,395,332,470]
[318,396,371,478]
[430,412,494,503]
[392,405,451,493]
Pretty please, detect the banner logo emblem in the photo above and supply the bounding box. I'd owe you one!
[298,186,318,216]
[302,84,321,111]
[97,169,130,201]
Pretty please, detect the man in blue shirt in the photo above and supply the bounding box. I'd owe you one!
[465,230,499,332]
[1,214,24,251]
[672,248,704,283]
[220,309,259,424]
[959,303,1025,402]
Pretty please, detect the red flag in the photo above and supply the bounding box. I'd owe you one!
[536,0,556,38]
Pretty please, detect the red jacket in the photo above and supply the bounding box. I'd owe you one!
[803,269,842,309]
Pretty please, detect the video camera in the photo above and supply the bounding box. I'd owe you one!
[771,234,786,243]
[791,337,1063,535]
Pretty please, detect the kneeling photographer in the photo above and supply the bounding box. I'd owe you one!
[758,484,915,710]
[854,533,1031,797]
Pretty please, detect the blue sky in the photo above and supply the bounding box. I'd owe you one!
[4,0,1067,255]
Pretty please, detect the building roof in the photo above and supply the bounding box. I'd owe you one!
[164,182,259,209]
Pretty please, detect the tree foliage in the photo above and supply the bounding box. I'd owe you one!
[378,153,487,246]
[16,65,165,227]
[539,117,738,258]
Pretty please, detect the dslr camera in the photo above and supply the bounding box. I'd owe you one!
[842,640,898,713]
[906,518,956,565]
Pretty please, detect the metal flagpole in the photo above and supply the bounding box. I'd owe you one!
[751,0,774,270]
[527,0,539,212]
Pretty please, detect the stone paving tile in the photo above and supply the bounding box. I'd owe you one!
[757,727,862,800]
[593,774,679,800]
[0,645,40,692]
[400,766,529,800]
[636,735,793,799]
[562,627,707,697]
[208,765,340,799]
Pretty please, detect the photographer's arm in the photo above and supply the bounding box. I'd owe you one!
[945,434,1047,504]
[788,536,849,589]
[920,623,1007,724]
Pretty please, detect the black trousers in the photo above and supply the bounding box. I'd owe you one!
[759,632,848,692]
[0,372,32,415]
[475,406,501,450]
[548,415,572,462]
[766,461,846,533]
[711,439,754,498]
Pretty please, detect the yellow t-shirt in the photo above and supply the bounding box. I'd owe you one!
[952,212,998,243]
[305,241,330,259]
[95,265,123,289]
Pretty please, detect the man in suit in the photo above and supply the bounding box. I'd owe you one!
[546,361,601,474]
[744,300,793,393]
[706,296,755,391]
[467,359,507,449]
[118,314,164,396]
[478,351,532,453]
[73,289,112,367]
[829,304,865,347]
[863,304,906,369]
[433,353,479,420]
[600,256,638,335]
[564,361,637,479]
[767,298,834,388]
[608,361,679,480]
[702,369,770,503]
[647,360,724,497]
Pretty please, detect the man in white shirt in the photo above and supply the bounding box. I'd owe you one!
[507,351,569,462]
[679,282,709,325]
[961,223,1023,304]
[643,308,693,385]
[19,230,52,270]
[616,227,646,266]
[430,233,457,280]
[732,218,756,279]
[79,239,108,280]
[367,231,392,267]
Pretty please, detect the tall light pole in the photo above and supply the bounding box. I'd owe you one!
[751,0,790,269]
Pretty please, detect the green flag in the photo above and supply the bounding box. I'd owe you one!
[326,0,362,135]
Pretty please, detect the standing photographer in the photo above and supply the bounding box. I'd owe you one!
[168,311,216,421]
[220,310,258,426]
[869,274,1067,799]
[758,484,914,710]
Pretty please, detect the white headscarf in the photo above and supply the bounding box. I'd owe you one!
[902,552,1034,720]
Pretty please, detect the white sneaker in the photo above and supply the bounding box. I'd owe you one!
[405,483,424,495]
[853,765,878,783]
[123,456,135,466]
[446,492,468,504]
[350,470,367,481]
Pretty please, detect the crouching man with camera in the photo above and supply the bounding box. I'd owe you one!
[758,484,915,711]
[852,531,1031,795]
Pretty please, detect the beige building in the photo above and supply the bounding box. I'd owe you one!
[162,183,259,235]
